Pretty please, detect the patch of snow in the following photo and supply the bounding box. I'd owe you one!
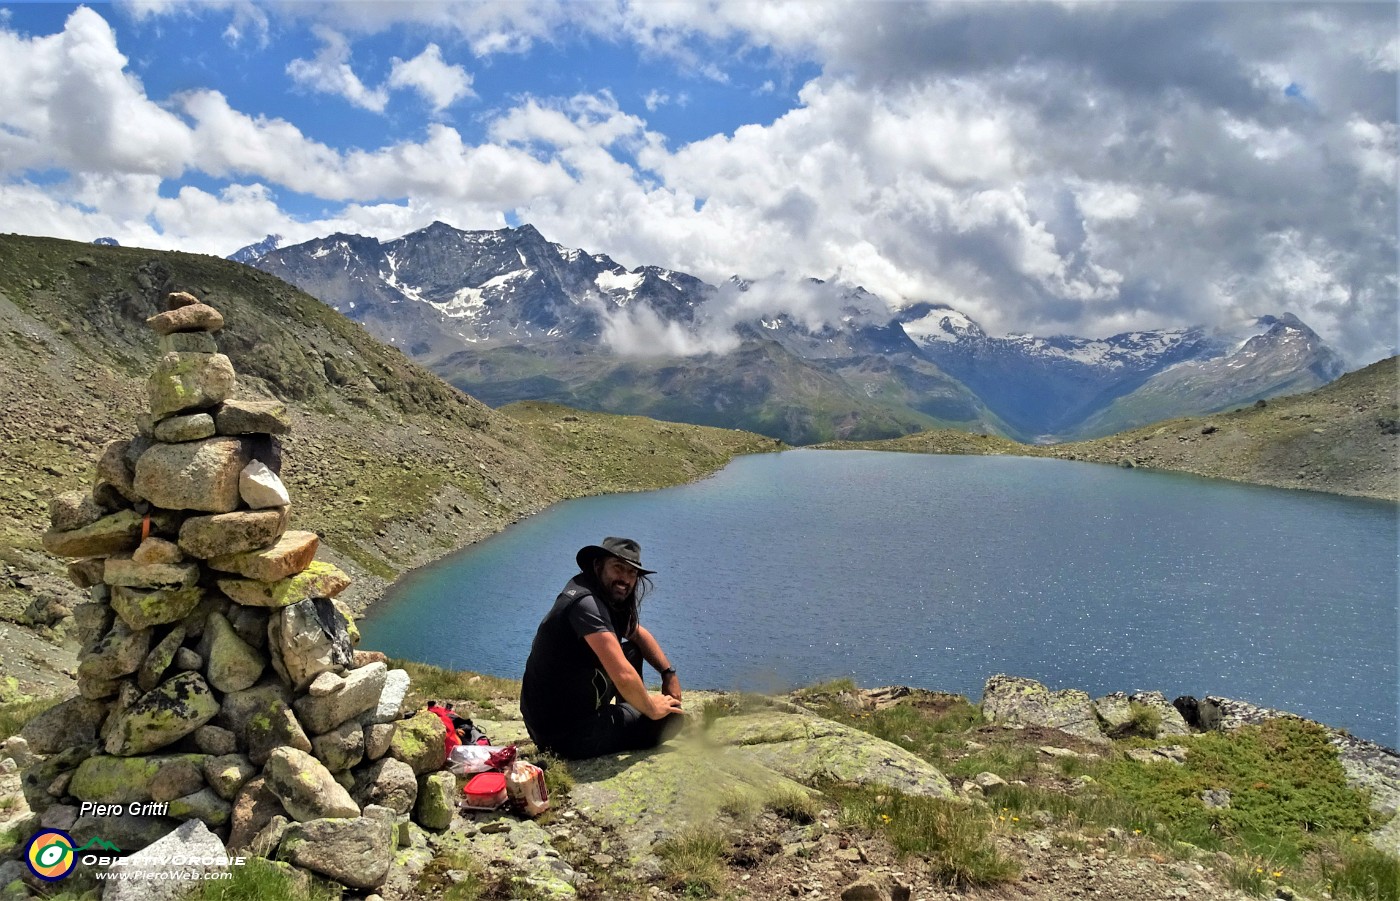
[596,270,646,294]
[760,318,783,330]
[902,308,981,344]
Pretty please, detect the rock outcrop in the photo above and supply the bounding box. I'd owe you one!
[26,292,430,891]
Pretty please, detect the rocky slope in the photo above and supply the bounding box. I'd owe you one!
[821,356,1400,502]
[0,235,778,699]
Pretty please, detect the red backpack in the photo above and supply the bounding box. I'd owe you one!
[426,705,462,757]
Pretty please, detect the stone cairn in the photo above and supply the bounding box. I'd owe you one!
[22,292,458,892]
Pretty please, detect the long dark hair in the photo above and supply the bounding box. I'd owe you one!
[587,561,651,639]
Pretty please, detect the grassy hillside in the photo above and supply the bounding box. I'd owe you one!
[0,234,779,693]
[819,356,1399,502]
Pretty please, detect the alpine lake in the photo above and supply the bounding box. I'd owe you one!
[360,450,1400,747]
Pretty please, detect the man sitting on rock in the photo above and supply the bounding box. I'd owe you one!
[521,537,684,759]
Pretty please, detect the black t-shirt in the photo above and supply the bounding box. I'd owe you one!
[521,576,631,745]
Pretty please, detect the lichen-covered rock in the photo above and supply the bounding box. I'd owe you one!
[388,710,447,775]
[980,674,1108,744]
[146,303,225,335]
[147,351,236,418]
[239,460,290,509]
[159,330,218,354]
[68,557,108,589]
[204,754,257,801]
[104,672,220,756]
[42,509,144,557]
[78,620,152,682]
[20,696,109,755]
[95,439,140,502]
[414,772,455,832]
[215,399,290,436]
[167,787,231,827]
[178,507,289,559]
[49,491,105,532]
[278,814,394,890]
[227,606,269,649]
[294,661,387,734]
[263,746,360,822]
[219,561,351,609]
[153,412,217,443]
[218,681,312,766]
[310,720,364,773]
[70,753,208,804]
[111,584,204,631]
[203,612,266,693]
[207,530,319,582]
[1093,692,1135,734]
[351,757,418,815]
[137,625,188,692]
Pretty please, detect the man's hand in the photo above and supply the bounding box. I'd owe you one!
[661,670,682,702]
[647,691,683,720]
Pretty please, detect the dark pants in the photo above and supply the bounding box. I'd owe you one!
[533,642,684,760]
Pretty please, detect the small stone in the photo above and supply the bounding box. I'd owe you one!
[153,412,217,443]
[49,491,104,532]
[227,776,287,853]
[216,399,291,436]
[195,725,239,757]
[167,787,231,827]
[364,723,395,760]
[146,302,225,335]
[239,460,290,509]
[95,439,140,502]
[137,624,188,691]
[166,291,202,310]
[67,557,108,589]
[132,537,184,565]
[174,648,202,671]
[352,757,418,816]
[178,507,289,559]
[294,662,387,734]
[309,671,345,697]
[1201,788,1232,809]
[310,720,364,773]
[974,772,1009,793]
[149,757,206,803]
[218,681,312,766]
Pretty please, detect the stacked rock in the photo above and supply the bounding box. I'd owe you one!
[24,292,451,891]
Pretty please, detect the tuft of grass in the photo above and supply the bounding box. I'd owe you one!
[764,787,820,824]
[717,787,761,821]
[1321,840,1400,901]
[825,782,1019,887]
[417,848,487,901]
[0,694,61,740]
[186,858,341,901]
[792,677,858,699]
[945,744,1039,782]
[654,826,729,898]
[534,751,574,799]
[1122,701,1163,739]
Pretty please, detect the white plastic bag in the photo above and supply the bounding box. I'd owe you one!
[449,744,507,776]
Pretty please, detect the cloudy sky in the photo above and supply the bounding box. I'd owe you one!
[1,2,1395,365]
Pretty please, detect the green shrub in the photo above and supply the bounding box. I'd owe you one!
[185,858,341,901]
[1322,839,1400,901]
[1124,701,1163,738]
[764,787,820,824]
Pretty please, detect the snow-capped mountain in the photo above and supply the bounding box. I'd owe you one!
[244,221,1348,444]
[228,234,283,264]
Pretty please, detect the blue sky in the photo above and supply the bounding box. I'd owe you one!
[0,1,1395,364]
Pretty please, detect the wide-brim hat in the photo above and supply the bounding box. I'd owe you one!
[577,537,656,576]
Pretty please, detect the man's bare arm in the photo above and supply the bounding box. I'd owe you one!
[632,625,681,700]
[584,631,682,720]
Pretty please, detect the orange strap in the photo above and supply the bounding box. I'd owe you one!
[140,513,151,543]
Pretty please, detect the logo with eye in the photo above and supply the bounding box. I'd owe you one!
[24,829,76,881]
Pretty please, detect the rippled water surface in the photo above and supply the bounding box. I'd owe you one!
[362,450,1399,746]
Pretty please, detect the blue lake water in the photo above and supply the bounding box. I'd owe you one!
[361,450,1400,747]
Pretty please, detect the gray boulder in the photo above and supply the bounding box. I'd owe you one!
[204,754,257,801]
[310,720,365,773]
[134,435,249,513]
[203,612,266,693]
[78,620,152,682]
[414,772,456,832]
[279,814,394,890]
[146,351,235,418]
[20,696,108,755]
[981,674,1108,744]
[111,584,203,631]
[100,819,231,901]
[104,672,220,756]
[178,507,289,559]
[263,746,360,822]
[351,757,418,816]
[294,661,387,734]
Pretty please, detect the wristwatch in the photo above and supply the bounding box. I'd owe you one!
[660,666,677,677]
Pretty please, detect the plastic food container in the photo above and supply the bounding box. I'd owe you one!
[461,771,508,809]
